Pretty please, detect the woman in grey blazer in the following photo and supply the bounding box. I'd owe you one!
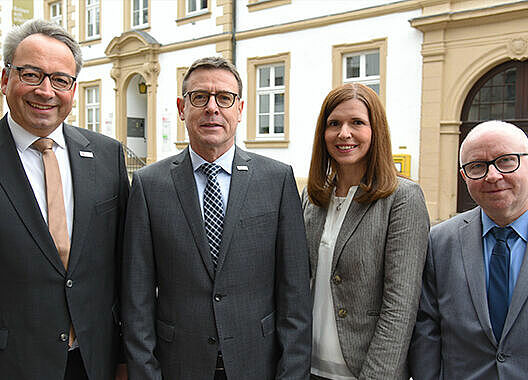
[303,83,429,380]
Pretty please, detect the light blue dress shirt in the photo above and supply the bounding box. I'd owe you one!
[482,209,528,305]
[189,145,234,218]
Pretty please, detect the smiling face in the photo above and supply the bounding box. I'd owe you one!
[460,127,528,226]
[324,98,372,183]
[177,68,244,162]
[1,34,76,137]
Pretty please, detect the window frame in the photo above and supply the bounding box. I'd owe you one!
[176,0,211,25]
[44,0,64,27]
[124,0,151,30]
[255,63,286,139]
[79,0,101,45]
[332,38,387,106]
[79,80,102,133]
[246,52,290,148]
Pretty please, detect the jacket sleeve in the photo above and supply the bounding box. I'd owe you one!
[275,166,313,379]
[359,183,430,379]
[408,233,442,380]
[121,172,162,380]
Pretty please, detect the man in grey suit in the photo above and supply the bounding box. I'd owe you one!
[121,56,311,379]
[0,20,128,379]
[409,120,528,379]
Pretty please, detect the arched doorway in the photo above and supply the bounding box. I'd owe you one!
[105,30,160,164]
[458,60,528,212]
[126,74,148,160]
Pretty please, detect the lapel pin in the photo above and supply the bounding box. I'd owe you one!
[236,165,248,171]
[79,151,94,158]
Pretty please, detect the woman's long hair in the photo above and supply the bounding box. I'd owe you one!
[307,83,398,208]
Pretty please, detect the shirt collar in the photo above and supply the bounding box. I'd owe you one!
[189,144,235,175]
[8,113,66,152]
[481,208,528,242]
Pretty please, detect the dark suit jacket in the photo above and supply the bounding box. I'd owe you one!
[409,207,528,380]
[303,177,429,379]
[121,146,312,380]
[0,115,129,379]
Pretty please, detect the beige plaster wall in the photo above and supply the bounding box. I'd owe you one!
[413,0,528,221]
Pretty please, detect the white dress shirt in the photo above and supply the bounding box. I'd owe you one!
[312,186,358,380]
[8,114,74,239]
[189,145,234,218]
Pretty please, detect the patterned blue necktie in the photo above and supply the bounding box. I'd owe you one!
[201,163,224,270]
[488,226,513,341]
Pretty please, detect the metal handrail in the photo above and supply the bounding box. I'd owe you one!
[122,143,146,174]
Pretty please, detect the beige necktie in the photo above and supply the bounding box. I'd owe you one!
[31,138,74,345]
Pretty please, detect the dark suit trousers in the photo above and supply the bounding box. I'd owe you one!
[214,353,227,380]
[64,348,89,380]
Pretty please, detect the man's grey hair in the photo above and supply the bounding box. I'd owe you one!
[460,120,528,164]
[3,19,83,76]
[182,56,242,96]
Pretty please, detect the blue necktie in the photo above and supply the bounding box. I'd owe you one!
[201,163,224,270]
[488,227,513,341]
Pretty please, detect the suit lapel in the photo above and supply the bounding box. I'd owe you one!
[0,115,65,275]
[215,147,251,274]
[331,188,371,275]
[459,208,497,345]
[170,149,214,279]
[305,202,327,278]
[503,241,528,338]
[64,125,95,275]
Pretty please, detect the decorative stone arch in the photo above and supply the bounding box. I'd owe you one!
[105,30,160,164]
[411,1,528,222]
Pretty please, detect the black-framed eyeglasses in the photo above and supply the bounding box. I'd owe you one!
[183,90,239,108]
[461,153,528,180]
[6,63,76,91]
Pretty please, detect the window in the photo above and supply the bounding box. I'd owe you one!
[177,0,210,25]
[187,0,207,14]
[79,80,102,133]
[50,1,62,26]
[246,53,290,148]
[256,64,285,138]
[343,50,380,94]
[333,38,387,104]
[86,87,100,132]
[132,0,149,28]
[86,0,100,40]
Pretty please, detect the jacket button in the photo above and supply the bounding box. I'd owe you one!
[208,337,217,345]
[214,294,222,302]
[59,333,68,342]
[338,308,347,318]
[333,275,342,285]
[66,279,73,288]
[497,352,506,362]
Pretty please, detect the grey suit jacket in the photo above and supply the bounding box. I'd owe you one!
[121,146,312,380]
[303,177,429,379]
[0,115,129,379]
[409,207,528,380]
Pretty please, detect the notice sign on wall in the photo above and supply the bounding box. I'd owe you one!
[13,0,33,25]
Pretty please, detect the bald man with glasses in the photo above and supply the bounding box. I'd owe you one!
[409,120,528,379]
[121,56,311,380]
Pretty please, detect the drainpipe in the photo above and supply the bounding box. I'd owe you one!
[231,0,237,65]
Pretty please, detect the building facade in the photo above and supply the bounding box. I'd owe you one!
[1,0,527,222]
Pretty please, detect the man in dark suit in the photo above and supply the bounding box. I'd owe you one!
[409,120,528,379]
[121,56,312,379]
[0,20,128,379]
